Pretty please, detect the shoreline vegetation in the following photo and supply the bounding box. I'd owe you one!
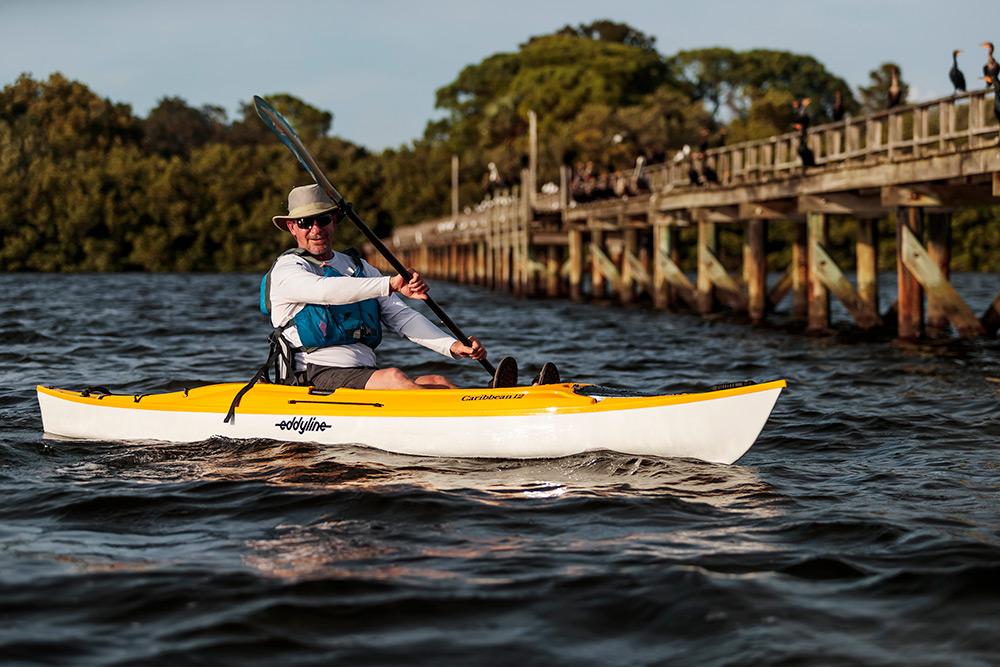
[1,20,997,273]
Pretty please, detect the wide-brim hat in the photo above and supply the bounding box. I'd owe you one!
[272,184,340,230]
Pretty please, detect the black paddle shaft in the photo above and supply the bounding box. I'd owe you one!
[253,96,495,377]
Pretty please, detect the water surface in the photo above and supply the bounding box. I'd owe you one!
[1,273,998,665]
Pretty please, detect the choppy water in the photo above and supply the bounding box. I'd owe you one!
[1,273,998,666]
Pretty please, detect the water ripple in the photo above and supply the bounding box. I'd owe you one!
[0,273,998,666]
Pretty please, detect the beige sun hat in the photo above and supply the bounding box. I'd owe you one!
[272,184,340,230]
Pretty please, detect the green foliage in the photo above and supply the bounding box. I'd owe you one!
[673,48,857,126]
[143,97,224,157]
[433,31,673,185]
[0,74,368,271]
[0,73,141,158]
[0,25,997,274]
[725,88,797,143]
[951,206,1000,271]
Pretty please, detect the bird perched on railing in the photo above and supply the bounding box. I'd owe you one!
[687,165,701,187]
[675,145,701,187]
[695,128,722,185]
[792,97,812,132]
[983,41,1000,85]
[950,49,967,93]
[797,137,817,169]
[887,65,903,108]
[989,74,1000,125]
[793,120,816,169]
[701,161,719,184]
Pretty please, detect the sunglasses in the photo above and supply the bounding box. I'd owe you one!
[293,211,340,230]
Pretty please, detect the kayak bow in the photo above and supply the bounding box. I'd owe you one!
[36,380,786,464]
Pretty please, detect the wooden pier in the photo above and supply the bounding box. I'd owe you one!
[370,88,1000,339]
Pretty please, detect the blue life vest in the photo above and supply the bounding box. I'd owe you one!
[260,248,382,351]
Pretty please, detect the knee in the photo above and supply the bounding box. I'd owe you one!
[384,367,410,383]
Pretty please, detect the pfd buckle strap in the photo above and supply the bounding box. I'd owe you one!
[224,329,302,424]
[80,386,112,398]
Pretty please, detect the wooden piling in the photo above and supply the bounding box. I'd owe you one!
[744,219,766,322]
[806,212,830,332]
[591,227,605,299]
[517,174,530,296]
[696,219,717,314]
[476,241,486,286]
[621,228,637,304]
[856,218,880,322]
[925,212,951,334]
[899,223,983,337]
[667,226,681,309]
[568,227,583,302]
[983,294,1000,337]
[638,235,651,302]
[896,207,924,339]
[419,244,429,279]
[546,246,560,297]
[652,224,667,309]
[791,222,808,319]
[559,165,570,212]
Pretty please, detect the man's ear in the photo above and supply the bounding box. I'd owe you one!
[285,221,295,234]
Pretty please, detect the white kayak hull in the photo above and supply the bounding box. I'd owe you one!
[37,381,785,464]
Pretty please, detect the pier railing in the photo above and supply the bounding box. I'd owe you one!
[643,87,998,191]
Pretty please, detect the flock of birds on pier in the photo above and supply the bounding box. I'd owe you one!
[478,42,1000,207]
[686,41,1000,182]
[950,41,1000,94]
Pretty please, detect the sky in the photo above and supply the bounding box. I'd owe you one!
[2,0,996,150]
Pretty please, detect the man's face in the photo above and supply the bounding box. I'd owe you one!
[287,212,336,257]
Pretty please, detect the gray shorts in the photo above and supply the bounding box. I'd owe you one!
[304,364,377,390]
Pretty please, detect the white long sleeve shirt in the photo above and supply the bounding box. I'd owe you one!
[268,251,457,370]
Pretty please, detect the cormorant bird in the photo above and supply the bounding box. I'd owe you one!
[983,41,1000,85]
[675,145,701,186]
[695,128,721,184]
[950,49,967,93]
[797,136,816,168]
[687,164,702,186]
[887,66,903,108]
[795,120,815,168]
[792,97,812,132]
[698,128,712,152]
[701,162,719,184]
[831,89,845,122]
[990,74,1000,125]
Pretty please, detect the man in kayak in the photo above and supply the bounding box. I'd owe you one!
[263,184,524,390]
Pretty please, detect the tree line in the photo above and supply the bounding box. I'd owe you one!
[1,20,996,272]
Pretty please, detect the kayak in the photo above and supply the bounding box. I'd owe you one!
[36,380,785,464]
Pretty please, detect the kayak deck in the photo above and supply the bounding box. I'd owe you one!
[36,380,785,418]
